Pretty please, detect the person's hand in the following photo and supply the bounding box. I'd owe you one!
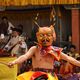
[7,61,15,68]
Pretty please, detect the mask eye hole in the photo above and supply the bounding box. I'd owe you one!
[47,33,52,37]
[40,34,44,37]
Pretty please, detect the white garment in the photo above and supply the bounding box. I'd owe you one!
[8,22,15,30]
[4,36,20,51]
[4,35,28,56]
[0,33,5,39]
[8,22,15,34]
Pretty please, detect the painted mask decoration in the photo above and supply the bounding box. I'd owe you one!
[36,25,56,47]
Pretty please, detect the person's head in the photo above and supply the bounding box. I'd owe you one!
[36,25,56,47]
[69,45,76,53]
[11,27,22,37]
[17,24,23,31]
[1,16,8,24]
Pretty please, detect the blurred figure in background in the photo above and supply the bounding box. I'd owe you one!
[0,16,15,35]
[67,44,80,59]
[59,45,80,80]
[62,35,72,54]
[3,27,27,56]
[0,16,15,49]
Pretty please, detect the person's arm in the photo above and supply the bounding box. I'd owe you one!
[8,46,36,67]
[60,52,80,67]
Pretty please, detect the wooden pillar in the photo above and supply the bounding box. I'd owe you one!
[72,9,80,52]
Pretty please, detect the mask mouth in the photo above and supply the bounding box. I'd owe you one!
[41,39,49,44]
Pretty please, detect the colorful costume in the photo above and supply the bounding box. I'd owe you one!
[17,71,58,80]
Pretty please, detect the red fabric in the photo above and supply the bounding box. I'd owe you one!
[39,46,62,61]
[30,71,48,80]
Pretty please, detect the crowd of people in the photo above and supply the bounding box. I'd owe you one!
[0,16,80,80]
[0,17,27,55]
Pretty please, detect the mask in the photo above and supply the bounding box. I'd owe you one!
[36,25,56,47]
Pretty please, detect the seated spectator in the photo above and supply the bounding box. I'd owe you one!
[3,27,27,56]
[0,16,15,35]
[67,44,80,59]
[62,35,73,55]
[0,16,15,48]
